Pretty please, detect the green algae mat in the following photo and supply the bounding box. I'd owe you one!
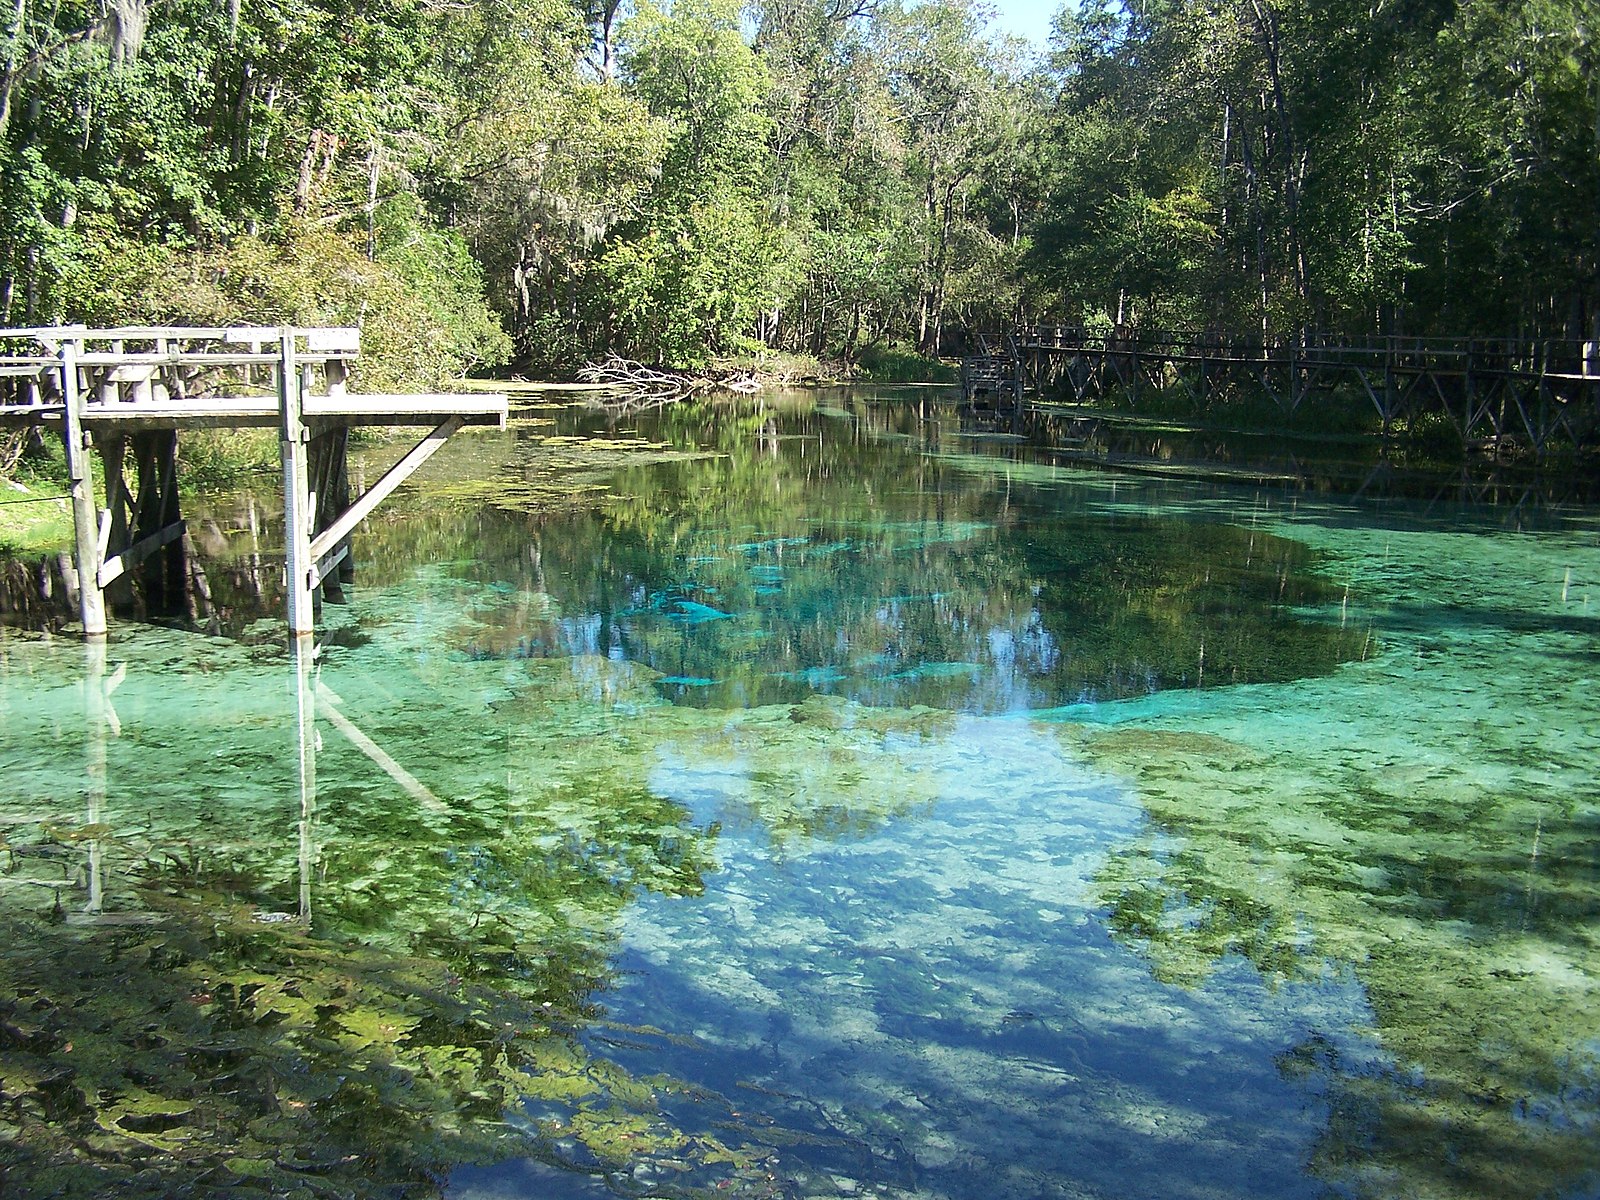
[0,390,1595,1199]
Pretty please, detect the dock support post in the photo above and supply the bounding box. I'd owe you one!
[99,434,130,610]
[309,427,351,601]
[279,329,316,641]
[59,334,107,639]
[131,430,185,613]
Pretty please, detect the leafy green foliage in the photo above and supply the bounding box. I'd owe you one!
[0,0,522,385]
[1,0,1592,406]
[120,221,510,391]
[586,0,785,366]
[1028,0,1600,340]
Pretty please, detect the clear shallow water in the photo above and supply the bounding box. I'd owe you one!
[0,389,1596,1199]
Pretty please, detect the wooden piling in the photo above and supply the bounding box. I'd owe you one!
[98,434,131,610]
[130,430,184,613]
[309,426,351,602]
[58,335,107,639]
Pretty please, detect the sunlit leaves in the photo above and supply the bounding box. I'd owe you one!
[1029,0,1598,337]
[589,0,783,366]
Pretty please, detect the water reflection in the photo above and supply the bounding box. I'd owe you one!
[604,717,1376,1200]
[403,397,1375,711]
[997,405,1600,516]
[0,634,802,1198]
[2,623,1386,1200]
[0,495,280,637]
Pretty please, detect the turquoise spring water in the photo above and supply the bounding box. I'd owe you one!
[0,391,1595,1198]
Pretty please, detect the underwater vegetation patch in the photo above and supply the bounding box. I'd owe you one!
[5,393,1599,1200]
[418,435,720,519]
[0,893,792,1198]
[0,642,923,1199]
[1072,669,1600,1200]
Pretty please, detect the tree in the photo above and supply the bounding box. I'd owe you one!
[878,0,1022,352]
[590,0,785,366]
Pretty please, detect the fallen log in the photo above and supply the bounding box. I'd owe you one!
[576,356,762,408]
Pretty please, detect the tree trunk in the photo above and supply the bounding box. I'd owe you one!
[0,0,27,134]
[918,175,936,352]
[1251,0,1306,302]
[366,143,380,260]
[295,132,317,214]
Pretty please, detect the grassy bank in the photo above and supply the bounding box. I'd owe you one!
[712,342,954,386]
[0,432,73,554]
[0,484,75,554]
[853,341,957,384]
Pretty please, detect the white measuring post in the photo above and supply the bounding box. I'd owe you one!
[278,328,316,640]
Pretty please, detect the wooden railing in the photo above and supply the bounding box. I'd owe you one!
[962,324,1600,455]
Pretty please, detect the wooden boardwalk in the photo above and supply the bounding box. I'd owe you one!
[963,326,1600,456]
[0,325,505,640]
[959,333,1023,411]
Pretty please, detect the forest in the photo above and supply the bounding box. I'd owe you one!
[0,0,1596,384]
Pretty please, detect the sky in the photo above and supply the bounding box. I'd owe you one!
[981,0,1063,47]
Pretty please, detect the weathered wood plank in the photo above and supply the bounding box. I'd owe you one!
[308,542,350,592]
[75,394,505,428]
[80,397,279,416]
[76,352,285,368]
[302,393,506,422]
[304,327,361,352]
[97,519,187,588]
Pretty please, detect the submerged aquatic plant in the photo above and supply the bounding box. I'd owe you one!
[1072,521,1600,1200]
[0,889,788,1197]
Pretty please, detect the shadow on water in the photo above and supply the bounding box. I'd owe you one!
[983,403,1600,518]
[1356,603,1600,637]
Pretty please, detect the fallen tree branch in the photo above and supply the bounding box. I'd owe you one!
[577,356,762,409]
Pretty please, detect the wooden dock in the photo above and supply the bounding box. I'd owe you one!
[968,326,1600,456]
[0,325,506,640]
